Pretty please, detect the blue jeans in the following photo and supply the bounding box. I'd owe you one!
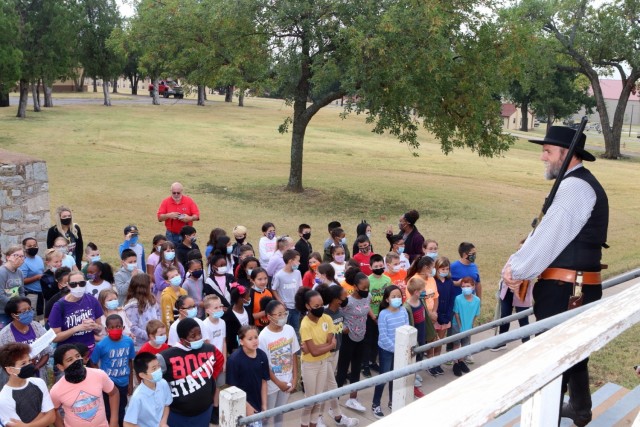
[372,348,394,407]
[287,309,300,340]
[165,230,182,247]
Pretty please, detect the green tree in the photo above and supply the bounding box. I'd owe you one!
[108,25,143,95]
[0,0,22,107]
[516,0,640,158]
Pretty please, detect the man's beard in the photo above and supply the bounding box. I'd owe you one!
[544,160,562,180]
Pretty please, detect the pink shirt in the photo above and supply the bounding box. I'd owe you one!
[51,367,115,427]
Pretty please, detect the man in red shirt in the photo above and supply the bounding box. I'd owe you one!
[157,182,200,246]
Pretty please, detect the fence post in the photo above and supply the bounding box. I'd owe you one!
[392,325,417,412]
[220,386,247,427]
[520,376,562,426]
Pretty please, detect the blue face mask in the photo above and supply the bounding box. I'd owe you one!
[390,297,402,308]
[462,287,474,296]
[211,310,224,319]
[186,307,198,318]
[129,236,138,246]
[397,246,405,254]
[340,237,347,245]
[226,246,233,255]
[292,264,299,271]
[126,263,136,272]
[91,255,101,263]
[17,310,34,325]
[246,269,253,277]
[243,299,251,307]
[438,271,449,278]
[431,268,436,277]
[164,252,175,261]
[189,338,204,350]
[169,276,182,287]
[154,335,167,345]
[105,300,119,310]
[426,252,438,260]
[419,290,427,299]
[150,368,163,383]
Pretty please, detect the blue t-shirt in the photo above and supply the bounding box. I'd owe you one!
[124,379,173,427]
[90,335,135,387]
[377,308,409,353]
[453,294,481,332]
[450,261,481,297]
[227,348,270,412]
[20,255,45,292]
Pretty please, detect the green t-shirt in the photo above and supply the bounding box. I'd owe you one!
[368,274,392,316]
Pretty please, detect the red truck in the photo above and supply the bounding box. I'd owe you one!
[148,80,184,99]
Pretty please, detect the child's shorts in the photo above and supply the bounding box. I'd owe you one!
[450,322,470,347]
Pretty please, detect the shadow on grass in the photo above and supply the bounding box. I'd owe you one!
[196,182,440,220]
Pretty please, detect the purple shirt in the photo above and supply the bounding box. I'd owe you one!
[10,323,36,344]
[49,294,104,348]
[153,262,185,297]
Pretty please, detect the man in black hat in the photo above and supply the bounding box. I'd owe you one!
[502,126,608,426]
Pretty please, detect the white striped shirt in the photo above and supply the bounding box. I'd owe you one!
[510,164,597,280]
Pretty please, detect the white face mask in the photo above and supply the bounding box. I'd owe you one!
[70,286,86,298]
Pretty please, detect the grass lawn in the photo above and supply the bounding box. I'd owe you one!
[1,93,639,389]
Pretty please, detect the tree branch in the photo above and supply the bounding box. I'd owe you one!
[305,89,346,119]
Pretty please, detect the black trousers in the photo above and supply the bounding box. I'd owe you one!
[362,316,379,366]
[533,279,602,414]
[336,334,364,387]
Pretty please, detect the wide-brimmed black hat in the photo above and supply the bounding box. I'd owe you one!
[529,126,595,162]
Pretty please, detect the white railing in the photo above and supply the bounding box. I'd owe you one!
[220,277,640,426]
[374,281,640,426]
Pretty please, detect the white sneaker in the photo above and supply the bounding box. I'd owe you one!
[316,415,327,427]
[335,415,359,426]
[328,407,335,419]
[415,373,423,383]
[465,355,475,364]
[345,398,366,413]
[414,378,421,387]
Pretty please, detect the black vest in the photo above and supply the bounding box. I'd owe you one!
[549,167,608,272]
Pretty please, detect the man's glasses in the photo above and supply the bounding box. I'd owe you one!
[172,191,182,195]
[68,281,87,288]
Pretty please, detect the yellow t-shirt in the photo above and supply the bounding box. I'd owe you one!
[300,313,335,362]
[160,287,187,328]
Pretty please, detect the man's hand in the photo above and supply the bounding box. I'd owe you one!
[502,263,523,291]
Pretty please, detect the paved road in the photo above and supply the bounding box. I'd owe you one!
[7,94,193,106]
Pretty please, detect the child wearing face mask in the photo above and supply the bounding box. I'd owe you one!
[259,222,278,266]
[302,252,323,289]
[323,227,350,263]
[119,225,147,272]
[247,268,273,329]
[271,250,303,333]
[91,314,135,426]
[329,245,347,282]
[433,257,454,372]
[168,295,206,346]
[258,299,300,427]
[53,236,79,272]
[363,254,390,377]
[451,276,480,377]
[227,325,270,425]
[352,235,374,276]
[96,289,133,342]
[388,235,411,271]
[182,259,205,317]
[124,352,173,427]
[157,318,223,425]
[138,320,169,355]
[204,252,234,308]
[384,252,408,300]
[86,261,115,299]
[115,249,140,306]
[153,242,185,297]
[147,235,167,285]
[222,284,254,355]
[201,294,227,425]
[371,285,408,418]
[160,267,187,329]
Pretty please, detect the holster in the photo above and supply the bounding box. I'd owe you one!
[568,272,584,310]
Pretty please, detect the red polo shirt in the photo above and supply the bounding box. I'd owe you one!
[157,195,200,233]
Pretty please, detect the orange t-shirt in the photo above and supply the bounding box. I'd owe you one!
[252,288,273,327]
[404,275,439,311]
[385,270,408,302]
[340,280,356,296]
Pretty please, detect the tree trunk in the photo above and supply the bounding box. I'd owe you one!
[31,83,41,112]
[93,78,98,92]
[112,78,118,93]
[287,102,309,193]
[238,89,244,107]
[0,84,9,107]
[102,80,112,106]
[152,77,160,105]
[16,79,28,118]
[520,101,529,131]
[44,85,53,107]
[197,85,206,106]
[130,75,139,95]
[225,85,233,102]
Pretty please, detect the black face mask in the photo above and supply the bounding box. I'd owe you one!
[372,268,385,276]
[191,269,204,279]
[302,232,311,240]
[60,218,72,226]
[309,307,324,318]
[340,298,348,308]
[17,363,36,379]
[64,359,87,384]
[236,237,245,244]
[26,247,39,257]
[357,289,369,298]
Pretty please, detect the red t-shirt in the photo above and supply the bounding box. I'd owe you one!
[138,342,169,355]
[157,195,200,234]
[302,271,316,289]
[352,252,374,276]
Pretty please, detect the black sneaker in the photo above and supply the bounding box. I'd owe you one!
[370,363,381,372]
[428,367,439,377]
[362,366,372,378]
[372,405,384,418]
[459,361,470,374]
[491,344,507,352]
[452,362,463,377]
[435,366,445,375]
[388,401,392,411]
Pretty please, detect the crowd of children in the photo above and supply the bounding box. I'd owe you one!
[0,205,501,426]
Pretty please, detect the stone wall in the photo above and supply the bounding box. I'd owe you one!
[0,149,50,253]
